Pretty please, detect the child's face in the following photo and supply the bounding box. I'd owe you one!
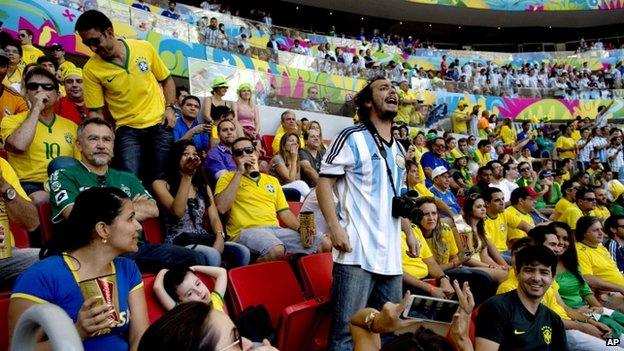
[176,272,211,304]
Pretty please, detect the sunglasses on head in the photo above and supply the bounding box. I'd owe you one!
[26,82,56,91]
[232,146,254,157]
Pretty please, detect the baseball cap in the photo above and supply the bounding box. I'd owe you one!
[458,101,468,107]
[526,187,539,198]
[539,171,555,179]
[49,43,64,51]
[431,166,449,179]
[211,76,229,89]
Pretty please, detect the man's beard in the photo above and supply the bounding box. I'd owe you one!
[380,110,397,121]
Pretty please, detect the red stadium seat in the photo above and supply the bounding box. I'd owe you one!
[0,291,12,351]
[142,271,227,324]
[227,261,305,327]
[34,198,54,244]
[142,218,164,244]
[262,135,275,158]
[277,295,331,351]
[9,222,29,248]
[298,252,333,298]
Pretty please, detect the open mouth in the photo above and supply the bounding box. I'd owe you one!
[385,97,398,105]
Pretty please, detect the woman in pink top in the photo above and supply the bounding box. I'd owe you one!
[233,83,265,155]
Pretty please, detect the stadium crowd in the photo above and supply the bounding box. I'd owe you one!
[2,4,624,351]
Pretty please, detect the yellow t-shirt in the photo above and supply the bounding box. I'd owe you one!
[556,136,576,159]
[271,126,304,155]
[21,45,44,65]
[576,242,624,286]
[474,149,491,167]
[504,205,534,240]
[554,197,574,220]
[451,110,468,133]
[0,86,28,121]
[215,172,288,240]
[0,111,79,183]
[210,291,224,312]
[561,171,571,183]
[500,125,516,145]
[0,158,30,247]
[395,89,418,125]
[485,213,509,252]
[571,130,582,142]
[83,39,170,129]
[58,60,77,78]
[590,206,610,221]
[497,269,570,320]
[423,224,458,265]
[401,228,433,280]
[2,64,24,93]
[410,183,433,197]
[559,204,583,230]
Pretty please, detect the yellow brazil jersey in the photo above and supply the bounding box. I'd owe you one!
[571,130,582,142]
[21,45,44,65]
[497,269,570,320]
[504,205,534,240]
[485,213,509,252]
[410,183,433,197]
[0,111,79,183]
[475,149,491,167]
[83,39,170,129]
[401,227,433,280]
[500,125,516,145]
[0,86,28,121]
[423,224,458,265]
[590,206,610,221]
[576,242,624,286]
[210,291,224,312]
[272,127,304,155]
[0,158,30,247]
[451,110,468,133]
[395,89,417,125]
[58,60,77,78]
[215,172,288,241]
[559,204,583,230]
[3,64,24,93]
[554,197,574,220]
[556,136,576,159]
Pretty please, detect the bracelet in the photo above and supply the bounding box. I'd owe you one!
[216,231,225,239]
[438,274,450,283]
[364,311,379,332]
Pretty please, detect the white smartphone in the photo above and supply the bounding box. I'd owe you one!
[401,294,459,323]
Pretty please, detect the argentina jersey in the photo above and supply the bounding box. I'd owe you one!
[321,124,406,275]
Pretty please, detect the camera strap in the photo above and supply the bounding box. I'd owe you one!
[369,124,400,198]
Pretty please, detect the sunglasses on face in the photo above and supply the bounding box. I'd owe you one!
[232,146,254,157]
[583,198,596,202]
[26,82,56,91]
[520,167,530,172]
[82,33,104,47]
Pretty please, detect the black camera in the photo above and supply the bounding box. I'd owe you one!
[392,196,424,223]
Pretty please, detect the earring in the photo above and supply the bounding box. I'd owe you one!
[102,238,107,244]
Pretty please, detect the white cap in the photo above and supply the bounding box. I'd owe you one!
[431,166,449,179]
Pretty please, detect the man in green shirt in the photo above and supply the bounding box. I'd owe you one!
[48,118,211,271]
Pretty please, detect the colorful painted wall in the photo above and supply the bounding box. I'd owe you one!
[2,0,366,99]
[419,90,624,121]
[406,0,623,11]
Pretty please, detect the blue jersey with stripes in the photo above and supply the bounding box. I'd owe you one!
[320,124,406,275]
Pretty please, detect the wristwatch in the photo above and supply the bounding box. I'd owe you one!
[165,103,175,110]
[2,187,16,202]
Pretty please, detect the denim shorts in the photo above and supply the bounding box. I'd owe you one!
[237,226,323,256]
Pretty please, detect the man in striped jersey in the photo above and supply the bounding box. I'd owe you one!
[317,76,418,351]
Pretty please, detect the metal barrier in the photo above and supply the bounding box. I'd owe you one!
[11,303,83,351]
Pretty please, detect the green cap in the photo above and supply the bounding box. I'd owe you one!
[211,76,229,89]
[237,82,252,95]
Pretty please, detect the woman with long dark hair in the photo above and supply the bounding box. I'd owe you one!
[9,187,148,350]
[459,194,508,283]
[575,216,624,312]
[551,221,624,340]
[152,139,250,267]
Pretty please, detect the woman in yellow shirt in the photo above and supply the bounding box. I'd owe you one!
[410,196,503,303]
[459,194,509,283]
[498,117,517,146]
